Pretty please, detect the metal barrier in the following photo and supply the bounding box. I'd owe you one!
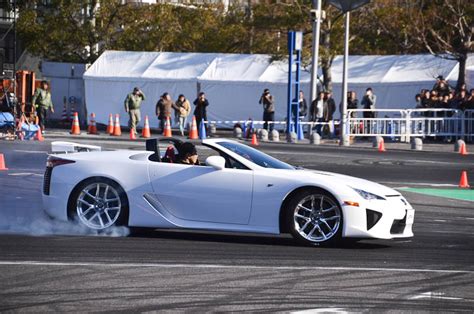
[207,109,474,142]
[346,109,473,142]
[465,110,474,142]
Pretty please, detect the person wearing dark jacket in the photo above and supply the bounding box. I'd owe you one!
[193,92,209,132]
[156,92,178,134]
[259,88,275,131]
[323,92,336,137]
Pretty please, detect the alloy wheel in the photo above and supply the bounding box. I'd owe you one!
[293,194,341,243]
[76,182,122,229]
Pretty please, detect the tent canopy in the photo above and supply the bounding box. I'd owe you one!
[84,50,471,127]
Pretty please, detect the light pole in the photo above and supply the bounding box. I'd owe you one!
[327,0,370,146]
[309,0,322,105]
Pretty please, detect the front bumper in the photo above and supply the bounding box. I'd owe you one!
[342,196,414,239]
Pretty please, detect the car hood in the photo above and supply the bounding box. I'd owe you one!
[298,169,400,198]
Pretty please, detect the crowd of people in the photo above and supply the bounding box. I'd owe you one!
[120,78,474,139]
[124,88,208,137]
[415,76,474,112]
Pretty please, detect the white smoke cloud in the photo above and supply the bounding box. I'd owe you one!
[0,173,129,237]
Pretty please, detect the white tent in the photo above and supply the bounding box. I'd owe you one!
[325,54,461,115]
[84,50,310,127]
[84,50,470,127]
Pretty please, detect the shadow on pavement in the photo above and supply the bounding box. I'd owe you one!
[128,227,391,249]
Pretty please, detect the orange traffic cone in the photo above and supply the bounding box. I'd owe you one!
[142,115,151,138]
[129,128,136,140]
[163,116,172,137]
[460,143,468,155]
[378,138,386,152]
[107,114,114,135]
[35,129,44,142]
[251,132,259,146]
[112,114,122,136]
[459,171,470,188]
[188,116,198,139]
[0,153,8,170]
[87,113,98,134]
[70,112,81,135]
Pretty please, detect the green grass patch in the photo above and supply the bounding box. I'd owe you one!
[398,188,474,202]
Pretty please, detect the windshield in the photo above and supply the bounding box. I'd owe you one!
[217,141,294,170]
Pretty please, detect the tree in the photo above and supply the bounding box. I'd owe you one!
[413,0,473,90]
[361,0,474,90]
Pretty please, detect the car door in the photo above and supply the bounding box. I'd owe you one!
[148,162,253,225]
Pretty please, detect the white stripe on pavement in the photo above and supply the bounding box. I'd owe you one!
[0,260,472,274]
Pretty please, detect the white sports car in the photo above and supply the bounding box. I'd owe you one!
[43,138,414,246]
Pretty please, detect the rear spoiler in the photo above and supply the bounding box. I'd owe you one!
[51,141,102,154]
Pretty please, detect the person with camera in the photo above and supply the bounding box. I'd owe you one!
[124,87,146,135]
[259,88,275,131]
[361,87,377,134]
[193,92,209,133]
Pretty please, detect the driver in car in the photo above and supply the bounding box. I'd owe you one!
[176,142,200,165]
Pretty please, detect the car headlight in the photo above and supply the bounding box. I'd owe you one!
[352,188,385,200]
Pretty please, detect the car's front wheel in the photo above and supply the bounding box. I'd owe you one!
[286,189,343,246]
[69,178,128,230]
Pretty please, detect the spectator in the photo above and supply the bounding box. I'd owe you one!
[298,90,307,119]
[124,87,145,135]
[156,92,178,134]
[433,75,452,97]
[32,80,54,134]
[415,94,422,109]
[429,90,440,108]
[421,90,431,108]
[463,89,474,111]
[455,90,468,110]
[347,91,358,118]
[194,92,209,132]
[259,88,275,132]
[309,91,325,135]
[361,87,376,134]
[361,87,376,118]
[323,91,336,137]
[175,94,191,136]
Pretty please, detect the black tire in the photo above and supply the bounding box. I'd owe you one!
[285,189,343,246]
[68,177,129,231]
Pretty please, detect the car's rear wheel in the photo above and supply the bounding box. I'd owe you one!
[70,178,128,230]
[286,189,343,246]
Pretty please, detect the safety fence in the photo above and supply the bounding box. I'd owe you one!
[207,109,474,142]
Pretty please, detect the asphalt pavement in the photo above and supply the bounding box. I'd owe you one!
[0,136,473,312]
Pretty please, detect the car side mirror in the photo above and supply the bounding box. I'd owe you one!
[205,156,226,170]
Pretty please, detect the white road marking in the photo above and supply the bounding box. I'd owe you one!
[409,292,464,301]
[434,219,447,223]
[0,260,472,274]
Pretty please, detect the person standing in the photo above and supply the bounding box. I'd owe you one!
[310,91,325,135]
[124,87,145,135]
[32,80,54,133]
[361,87,377,134]
[259,88,275,131]
[175,94,191,136]
[323,91,336,137]
[156,92,178,134]
[193,92,209,132]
